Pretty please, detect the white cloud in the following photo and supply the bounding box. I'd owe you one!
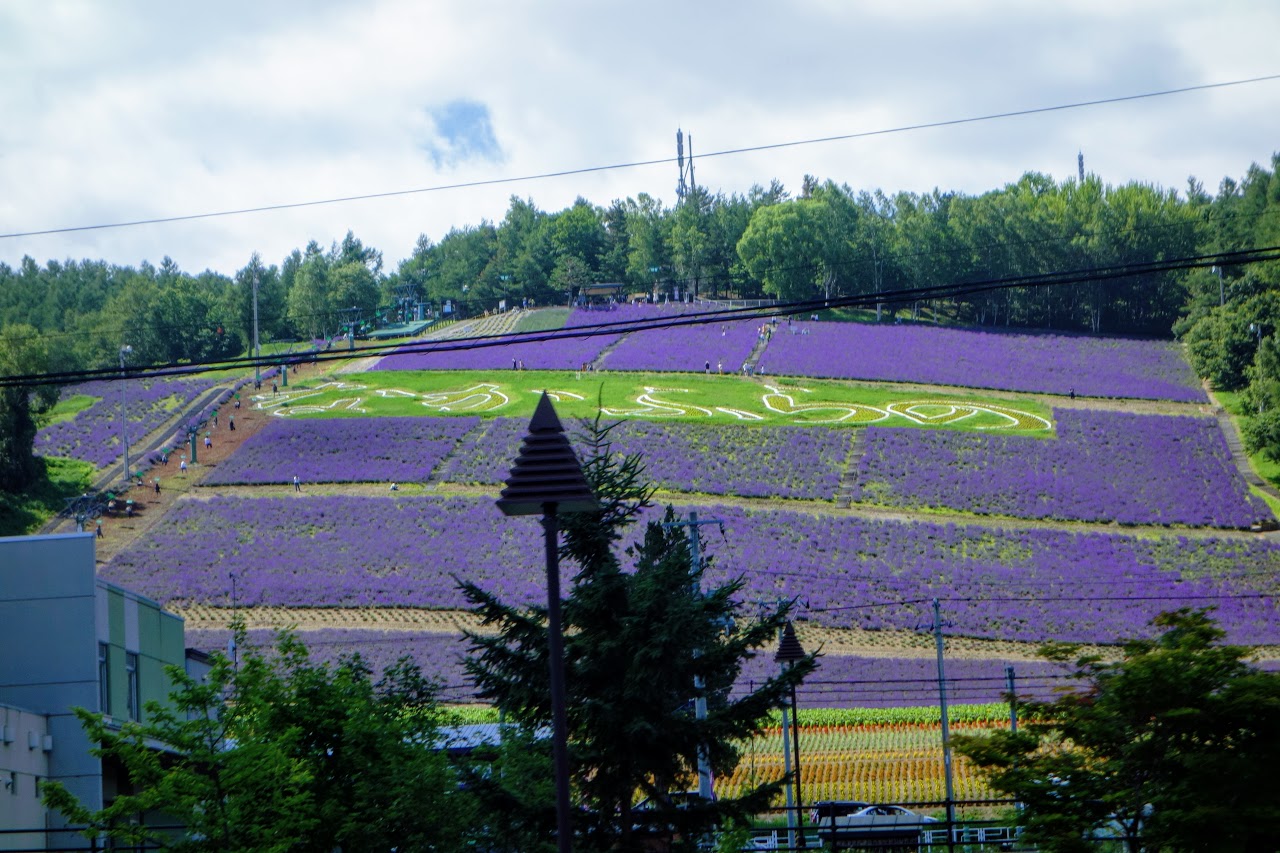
[1,0,1277,275]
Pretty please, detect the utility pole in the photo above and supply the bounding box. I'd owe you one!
[662,510,722,801]
[933,599,957,853]
[1005,665,1018,734]
[252,267,261,385]
[118,345,133,487]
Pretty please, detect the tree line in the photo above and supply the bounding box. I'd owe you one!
[2,154,1280,489]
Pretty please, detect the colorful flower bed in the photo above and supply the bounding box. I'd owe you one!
[103,495,1280,645]
[758,321,1206,402]
[201,416,482,485]
[35,375,226,469]
[849,409,1267,527]
[435,418,856,500]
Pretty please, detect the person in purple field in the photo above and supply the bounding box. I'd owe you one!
[229,415,235,431]
[154,478,160,495]
[293,475,301,493]
[180,458,188,475]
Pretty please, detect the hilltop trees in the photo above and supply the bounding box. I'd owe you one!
[462,418,815,852]
[954,610,1280,853]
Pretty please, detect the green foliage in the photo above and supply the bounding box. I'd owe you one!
[0,456,95,535]
[954,610,1280,853]
[0,323,59,492]
[43,626,471,852]
[461,417,815,852]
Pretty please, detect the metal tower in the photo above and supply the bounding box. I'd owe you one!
[677,128,696,203]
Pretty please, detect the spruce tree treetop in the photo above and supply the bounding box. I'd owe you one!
[463,415,816,852]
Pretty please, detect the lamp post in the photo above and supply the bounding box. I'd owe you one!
[119,345,133,487]
[775,621,807,849]
[496,392,598,853]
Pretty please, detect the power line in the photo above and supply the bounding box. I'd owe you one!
[3,74,1278,241]
[5,244,1279,389]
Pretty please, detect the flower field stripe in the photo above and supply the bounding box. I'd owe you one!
[849,408,1267,527]
[600,315,765,373]
[200,415,483,485]
[433,417,857,500]
[34,375,226,469]
[104,495,1280,646]
[758,320,1206,401]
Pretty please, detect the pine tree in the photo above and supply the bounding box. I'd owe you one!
[462,417,815,852]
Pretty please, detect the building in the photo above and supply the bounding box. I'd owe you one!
[0,532,205,850]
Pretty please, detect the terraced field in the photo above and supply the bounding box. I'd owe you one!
[48,307,1280,805]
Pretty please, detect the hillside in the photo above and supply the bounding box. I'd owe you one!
[39,307,1280,804]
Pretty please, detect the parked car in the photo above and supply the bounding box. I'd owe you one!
[809,800,871,825]
[813,803,939,851]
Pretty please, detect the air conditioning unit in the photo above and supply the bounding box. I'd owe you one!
[0,724,12,744]
[41,735,53,752]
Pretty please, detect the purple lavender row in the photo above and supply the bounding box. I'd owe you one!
[849,409,1267,528]
[35,376,225,469]
[182,626,1076,708]
[103,495,1280,645]
[375,303,743,372]
[202,415,482,485]
[435,417,855,500]
[600,316,767,373]
[759,322,1206,402]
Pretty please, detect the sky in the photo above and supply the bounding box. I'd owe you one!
[1,0,1277,278]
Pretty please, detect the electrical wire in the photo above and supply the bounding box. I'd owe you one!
[4,244,1280,388]
[2,74,1277,241]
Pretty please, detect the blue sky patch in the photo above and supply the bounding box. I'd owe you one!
[424,99,502,168]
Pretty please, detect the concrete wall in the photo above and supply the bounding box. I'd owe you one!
[0,532,190,848]
[0,704,50,852]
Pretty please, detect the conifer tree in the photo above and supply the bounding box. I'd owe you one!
[462,418,815,852]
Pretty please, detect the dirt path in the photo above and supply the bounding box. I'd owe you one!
[89,359,329,564]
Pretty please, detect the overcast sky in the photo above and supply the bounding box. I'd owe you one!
[1,1,1277,277]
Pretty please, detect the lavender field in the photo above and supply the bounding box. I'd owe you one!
[600,316,766,373]
[104,494,1280,646]
[759,321,1206,402]
[201,416,482,485]
[435,417,856,500]
[375,303,748,372]
[182,625,1076,708]
[850,409,1267,527]
[35,375,226,469]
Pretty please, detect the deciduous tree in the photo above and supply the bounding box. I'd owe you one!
[44,628,471,852]
[954,610,1280,853]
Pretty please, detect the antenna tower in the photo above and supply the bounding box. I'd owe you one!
[676,128,696,203]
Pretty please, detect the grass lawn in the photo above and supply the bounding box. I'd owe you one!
[0,457,97,536]
[513,307,571,333]
[260,369,1055,433]
[37,393,98,427]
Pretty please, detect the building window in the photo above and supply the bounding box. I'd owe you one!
[125,652,140,722]
[98,643,111,715]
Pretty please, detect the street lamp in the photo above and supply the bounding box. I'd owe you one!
[119,345,133,487]
[775,621,808,849]
[496,392,598,853]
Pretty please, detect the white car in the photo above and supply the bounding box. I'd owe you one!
[816,804,940,847]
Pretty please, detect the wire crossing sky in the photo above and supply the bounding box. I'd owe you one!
[2,2,1278,273]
